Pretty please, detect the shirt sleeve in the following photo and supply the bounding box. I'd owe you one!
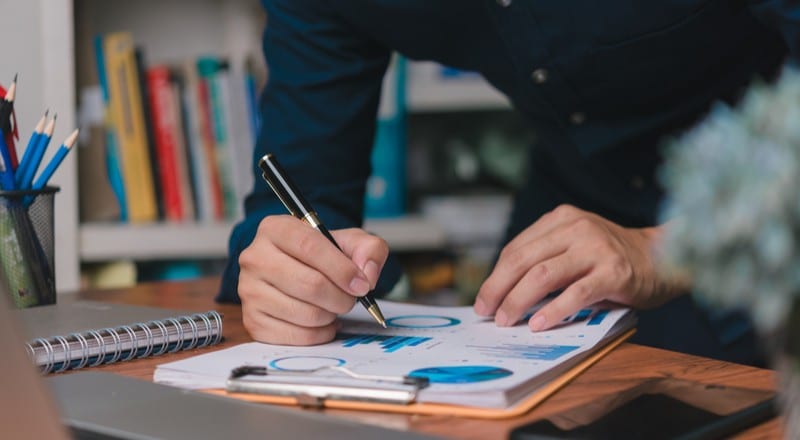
[217,0,398,303]
[749,0,800,62]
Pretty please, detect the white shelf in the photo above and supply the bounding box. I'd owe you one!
[79,216,447,261]
[79,222,235,261]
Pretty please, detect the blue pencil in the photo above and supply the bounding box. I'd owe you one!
[14,110,49,188]
[31,128,78,191]
[0,128,16,190]
[18,114,56,190]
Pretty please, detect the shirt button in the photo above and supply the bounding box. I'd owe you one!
[496,0,512,7]
[531,68,548,84]
[569,112,586,125]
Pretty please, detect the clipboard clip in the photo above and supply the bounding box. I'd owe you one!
[226,365,429,408]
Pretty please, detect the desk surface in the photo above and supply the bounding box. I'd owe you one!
[74,277,783,439]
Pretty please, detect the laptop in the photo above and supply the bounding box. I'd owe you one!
[0,289,437,439]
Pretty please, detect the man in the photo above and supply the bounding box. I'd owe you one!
[218,0,800,366]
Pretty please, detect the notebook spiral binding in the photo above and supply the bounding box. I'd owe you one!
[26,311,223,374]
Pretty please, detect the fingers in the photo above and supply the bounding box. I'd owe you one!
[263,216,372,297]
[475,222,573,317]
[243,301,339,345]
[492,251,593,326]
[528,274,605,332]
[473,203,668,333]
[332,228,389,290]
[238,265,344,345]
[238,215,389,345]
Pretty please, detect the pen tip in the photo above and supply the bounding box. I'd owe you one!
[367,305,387,328]
[12,73,17,82]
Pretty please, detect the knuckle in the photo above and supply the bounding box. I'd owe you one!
[296,231,320,257]
[571,216,596,234]
[552,204,576,218]
[238,246,258,270]
[501,247,527,274]
[610,257,633,280]
[365,233,388,249]
[301,270,328,293]
[257,215,282,235]
[531,263,551,285]
[572,283,594,303]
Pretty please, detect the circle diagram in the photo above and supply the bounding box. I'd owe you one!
[268,356,345,371]
[386,315,461,329]
[409,365,513,384]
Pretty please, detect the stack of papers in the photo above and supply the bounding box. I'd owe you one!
[155,301,635,409]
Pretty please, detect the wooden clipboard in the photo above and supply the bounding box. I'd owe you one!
[202,328,635,419]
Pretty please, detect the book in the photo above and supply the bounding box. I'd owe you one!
[92,35,128,222]
[154,300,635,416]
[176,60,216,222]
[193,60,225,221]
[146,65,187,222]
[17,297,223,374]
[101,32,158,223]
[197,57,239,220]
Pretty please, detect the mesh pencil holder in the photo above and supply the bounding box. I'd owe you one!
[0,186,58,308]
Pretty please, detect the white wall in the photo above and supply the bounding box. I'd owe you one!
[0,0,78,292]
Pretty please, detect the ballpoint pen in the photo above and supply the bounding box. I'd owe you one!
[258,153,387,328]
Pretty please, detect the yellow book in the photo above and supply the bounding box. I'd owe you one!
[103,32,157,223]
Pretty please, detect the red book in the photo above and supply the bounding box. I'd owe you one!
[146,66,184,221]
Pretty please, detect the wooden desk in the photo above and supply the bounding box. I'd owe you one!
[74,278,783,439]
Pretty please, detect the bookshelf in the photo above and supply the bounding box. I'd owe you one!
[2,0,512,293]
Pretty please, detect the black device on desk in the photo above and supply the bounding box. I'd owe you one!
[510,391,778,440]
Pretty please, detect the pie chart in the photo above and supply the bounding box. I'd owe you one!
[408,365,513,384]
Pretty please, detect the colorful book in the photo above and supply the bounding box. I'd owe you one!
[197,57,239,220]
[147,66,187,222]
[102,32,158,223]
[92,35,128,222]
[176,61,216,222]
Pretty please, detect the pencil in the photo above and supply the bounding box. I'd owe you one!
[0,134,15,190]
[31,128,78,191]
[258,153,387,328]
[18,113,56,190]
[0,74,18,168]
[15,110,48,189]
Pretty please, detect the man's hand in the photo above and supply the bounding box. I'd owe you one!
[474,204,686,331]
[238,215,388,345]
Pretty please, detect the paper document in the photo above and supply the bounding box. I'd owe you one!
[155,301,635,409]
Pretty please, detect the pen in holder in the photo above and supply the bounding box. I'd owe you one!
[0,186,58,308]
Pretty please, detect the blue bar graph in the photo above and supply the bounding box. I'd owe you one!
[338,333,432,353]
[468,344,579,361]
[587,309,609,326]
[564,308,592,323]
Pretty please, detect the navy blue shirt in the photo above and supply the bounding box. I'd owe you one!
[219,0,800,365]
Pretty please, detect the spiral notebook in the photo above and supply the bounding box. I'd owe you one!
[16,296,223,373]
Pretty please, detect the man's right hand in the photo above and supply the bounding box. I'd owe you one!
[237,215,388,345]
